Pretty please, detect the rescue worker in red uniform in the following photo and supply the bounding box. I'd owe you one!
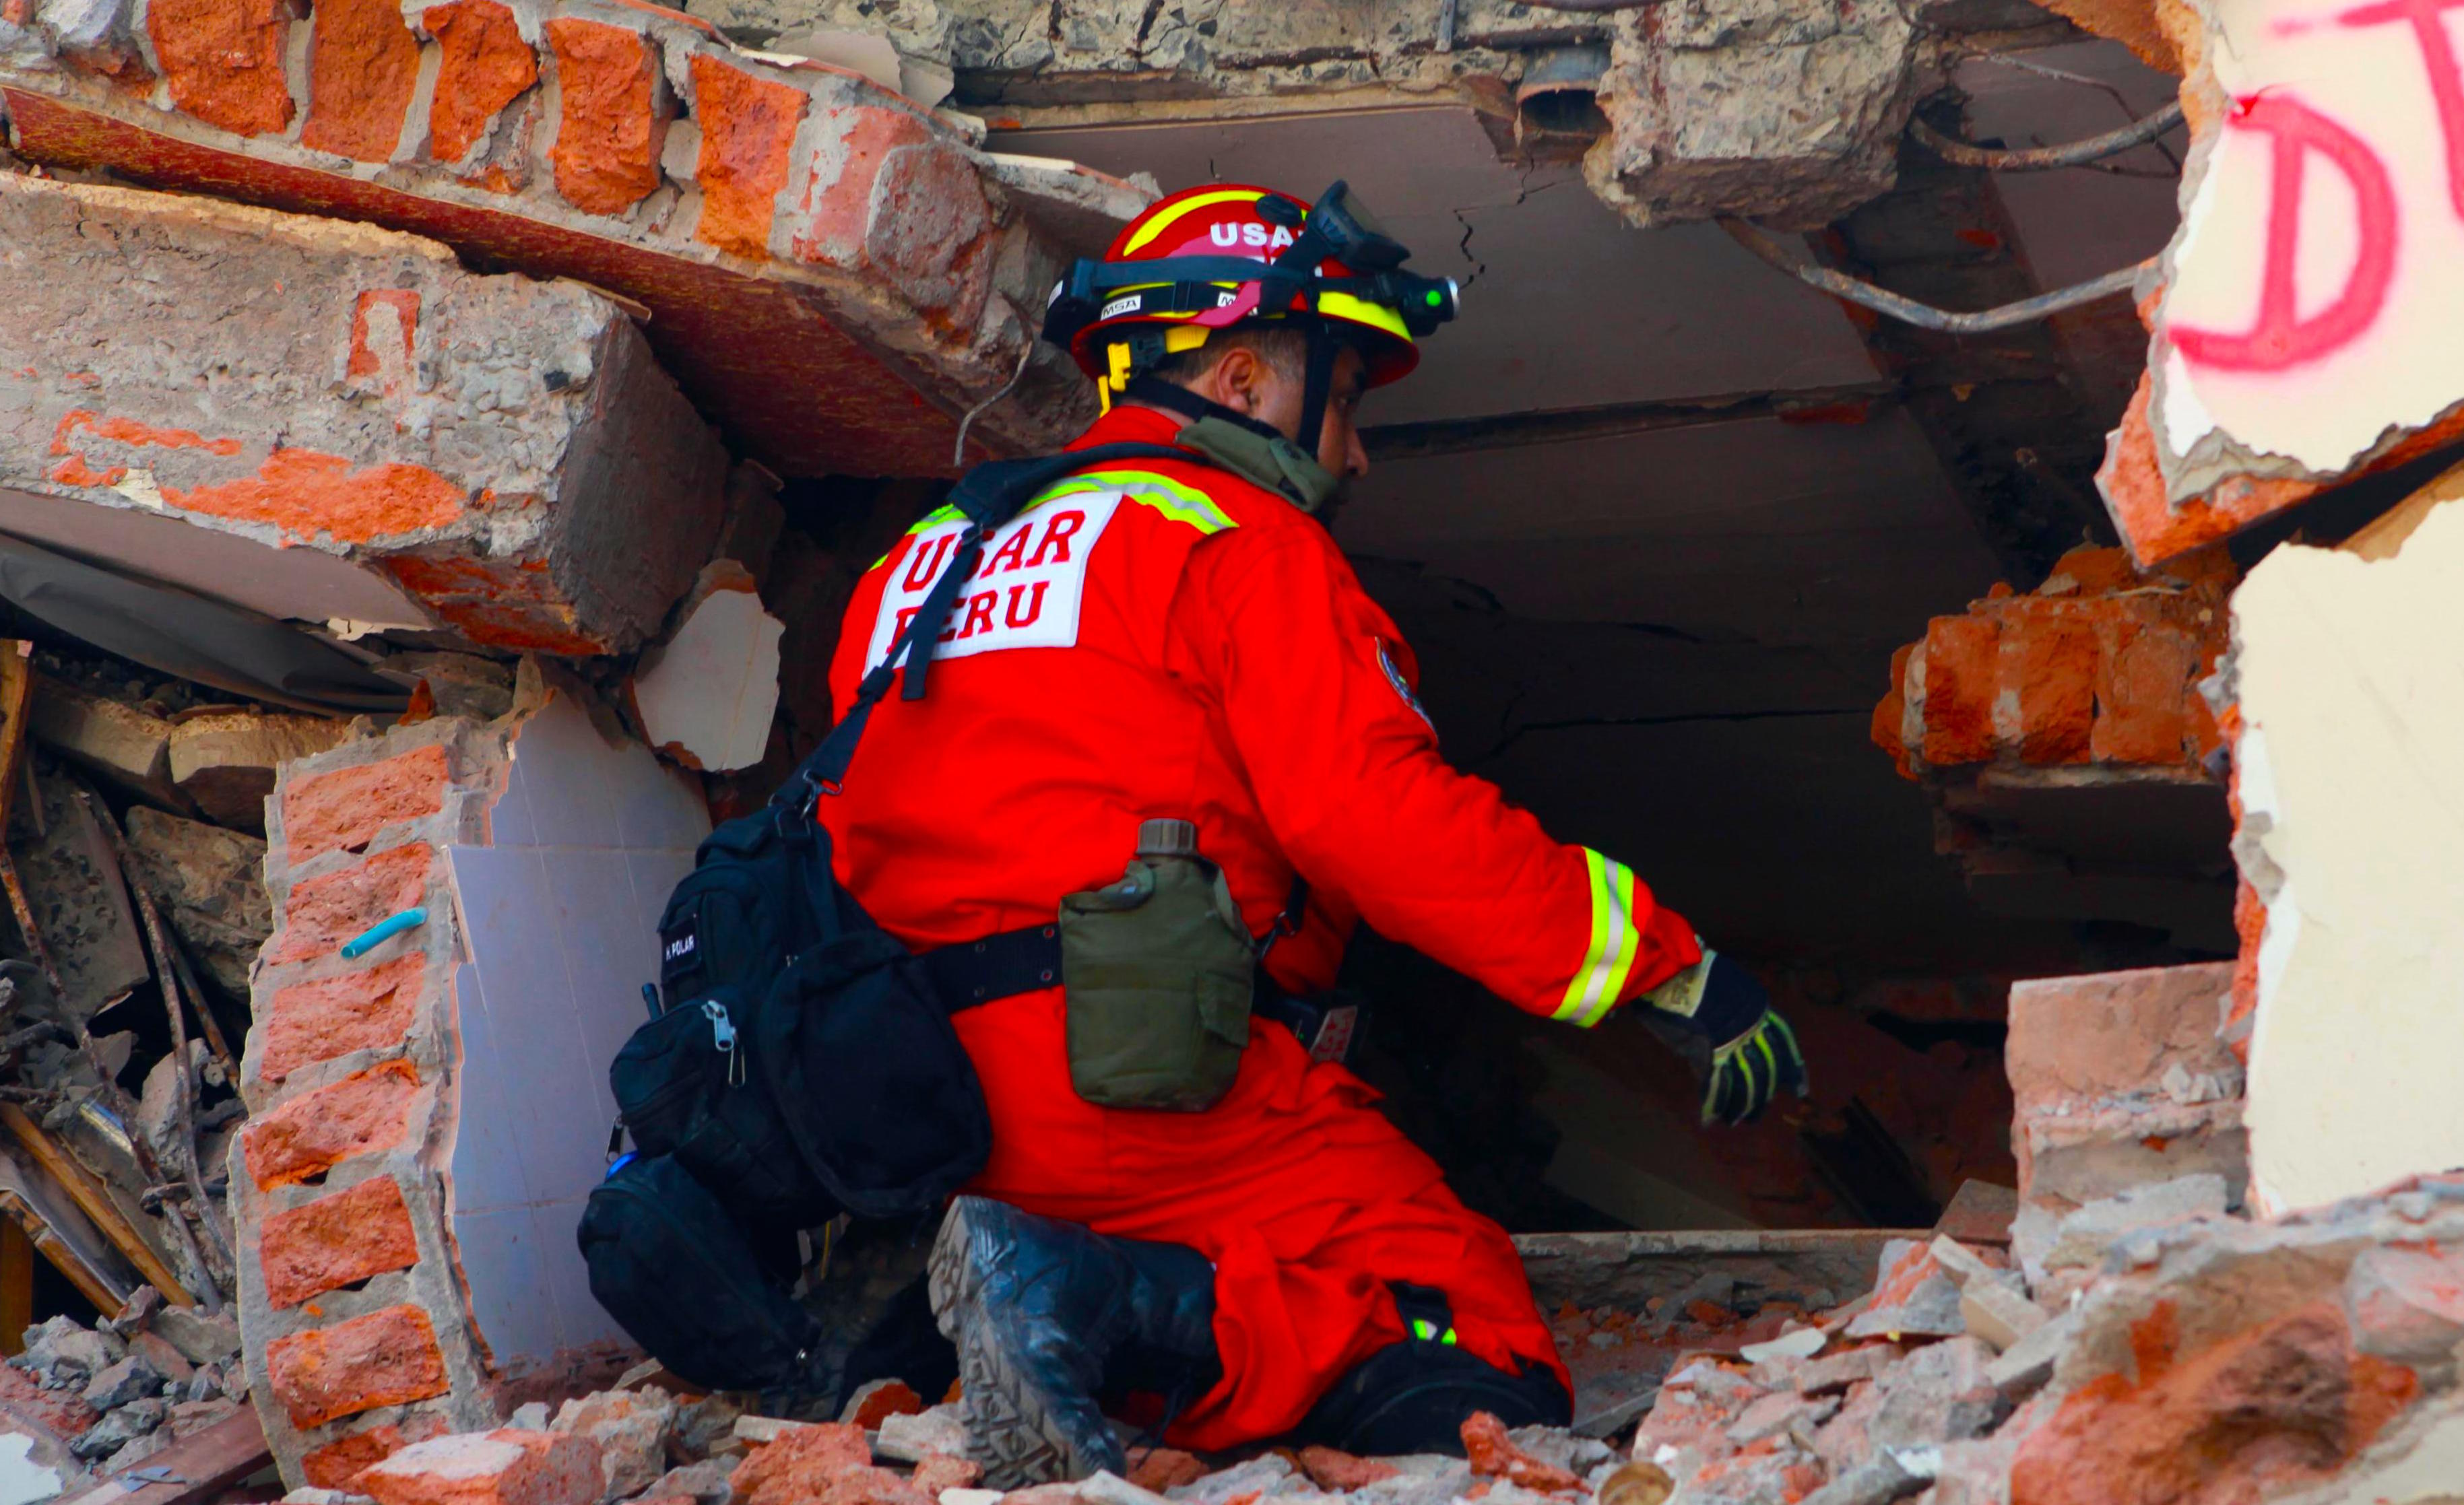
[819,182,1809,1483]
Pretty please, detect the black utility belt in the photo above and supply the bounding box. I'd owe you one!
[920,923,1364,1067]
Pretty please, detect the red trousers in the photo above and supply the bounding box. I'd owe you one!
[954,987,1569,1450]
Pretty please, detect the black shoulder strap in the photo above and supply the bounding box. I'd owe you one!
[775,441,1202,826]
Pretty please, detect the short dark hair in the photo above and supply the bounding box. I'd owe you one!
[1144,325,1311,387]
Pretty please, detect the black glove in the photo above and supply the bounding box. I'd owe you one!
[1641,953,1811,1127]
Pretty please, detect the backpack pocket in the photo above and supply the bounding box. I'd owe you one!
[610,984,837,1228]
[759,933,992,1219]
[657,826,795,1009]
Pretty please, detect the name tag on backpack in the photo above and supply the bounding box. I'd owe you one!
[866,494,1123,671]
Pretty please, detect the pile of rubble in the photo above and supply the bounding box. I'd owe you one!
[0,1294,245,1488]
[262,1153,2464,1505]
[0,632,385,1334]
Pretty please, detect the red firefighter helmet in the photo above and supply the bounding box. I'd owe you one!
[1045,182,1460,407]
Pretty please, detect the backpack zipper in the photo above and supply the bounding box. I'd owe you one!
[703,999,745,1086]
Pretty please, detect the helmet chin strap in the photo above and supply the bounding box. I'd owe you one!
[1119,374,1344,516]
[1296,319,1337,472]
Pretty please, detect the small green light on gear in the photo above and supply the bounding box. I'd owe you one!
[1425,290,1443,306]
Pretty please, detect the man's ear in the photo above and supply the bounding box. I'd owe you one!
[1207,345,1261,414]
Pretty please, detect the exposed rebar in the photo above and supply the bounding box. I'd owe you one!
[1717,218,2147,334]
[1910,100,2184,171]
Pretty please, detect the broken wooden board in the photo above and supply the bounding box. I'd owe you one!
[0,1143,137,1314]
[0,1105,189,1306]
[59,1404,269,1505]
[1514,1228,1926,1314]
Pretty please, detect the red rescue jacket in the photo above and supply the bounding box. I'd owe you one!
[820,403,1700,1020]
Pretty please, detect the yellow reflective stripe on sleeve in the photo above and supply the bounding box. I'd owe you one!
[1029,470,1237,535]
[1553,849,1644,1027]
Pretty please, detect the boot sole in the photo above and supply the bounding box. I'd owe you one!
[928,1198,1120,1490]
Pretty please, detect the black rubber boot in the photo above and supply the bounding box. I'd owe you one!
[928,1197,1219,1487]
[1294,1284,1572,1456]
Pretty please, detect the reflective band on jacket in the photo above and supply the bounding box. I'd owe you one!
[1033,470,1236,534]
[875,469,1237,567]
[1553,848,1643,1027]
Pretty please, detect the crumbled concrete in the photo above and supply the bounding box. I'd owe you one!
[9,768,151,1019]
[875,1406,969,1465]
[0,172,728,656]
[2042,1174,2230,1269]
[1846,1242,1967,1340]
[123,807,272,1004]
[1582,0,1927,230]
[550,1389,676,1503]
[28,675,188,811]
[168,712,350,830]
[2004,964,2246,1213]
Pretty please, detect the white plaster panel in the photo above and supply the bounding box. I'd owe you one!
[443,692,708,1375]
[2236,498,2464,1211]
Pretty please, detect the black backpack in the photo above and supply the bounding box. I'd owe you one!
[595,442,1200,1227]
[578,1152,832,1397]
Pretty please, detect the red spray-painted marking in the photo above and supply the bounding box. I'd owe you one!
[2340,0,2464,220]
[2171,94,2399,372]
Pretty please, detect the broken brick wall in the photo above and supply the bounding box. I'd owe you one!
[1873,542,2237,954]
[0,171,730,656]
[238,680,707,1488]
[0,0,1148,478]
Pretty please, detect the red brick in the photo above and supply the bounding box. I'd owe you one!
[284,745,451,864]
[260,951,427,1083]
[265,1304,450,1428]
[2092,619,2197,764]
[1871,642,1915,779]
[790,106,928,267]
[304,1426,409,1490]
[1918,614,1999,766]
[299,0,420,161]
[691,56,804,261]
[544,20,667,217]
[423,0,537,166]
[732,1425,915,1505]
[302,1417,449,1490]
[261,1175,422,1308]
[242,1060,420,1191]
[1997,599,2097,764]
[269,843,433,965]
[359,1430,603,1505]
[1462,1412,1584,1493]
[145,0,294,137]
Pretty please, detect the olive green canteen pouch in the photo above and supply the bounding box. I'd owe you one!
[1059,820,1255,1111]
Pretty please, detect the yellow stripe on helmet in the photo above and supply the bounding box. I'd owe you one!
[1121,188,1267,255]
